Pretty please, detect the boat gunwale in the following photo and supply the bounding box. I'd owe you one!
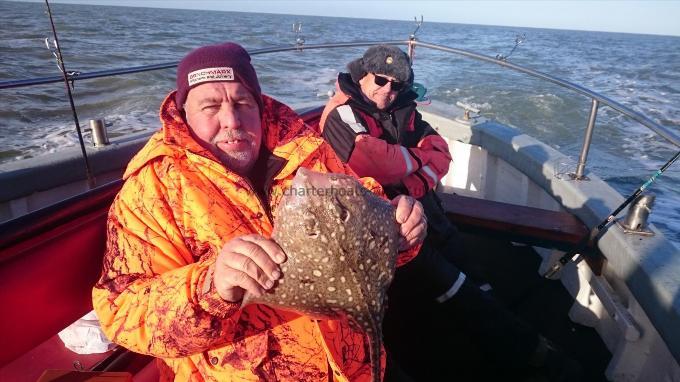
[421,104,680,364]
[1,35,679,368]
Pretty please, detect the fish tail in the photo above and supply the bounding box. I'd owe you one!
[370,329,382,382]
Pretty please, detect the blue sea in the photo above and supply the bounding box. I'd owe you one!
[0,1,678,248]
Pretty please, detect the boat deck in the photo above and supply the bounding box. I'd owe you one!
[459,231,611,381]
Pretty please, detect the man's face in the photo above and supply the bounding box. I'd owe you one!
[184,81,262,175]
[358,72,402,110]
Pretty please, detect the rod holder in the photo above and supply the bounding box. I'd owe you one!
[90,119,109,147]
[618,193,655,236]
[455,101,480,125]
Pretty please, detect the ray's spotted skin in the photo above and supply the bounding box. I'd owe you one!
[243,167,399,382]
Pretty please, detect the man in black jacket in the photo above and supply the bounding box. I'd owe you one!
[320,45,580,381]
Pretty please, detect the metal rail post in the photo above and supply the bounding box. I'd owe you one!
[575,98,600,179]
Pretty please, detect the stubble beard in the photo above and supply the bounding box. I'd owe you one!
[212,131,259,175]
[374,91,396,110]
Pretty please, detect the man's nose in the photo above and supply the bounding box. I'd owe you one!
[217,104,241,129]
[381,82,397,93]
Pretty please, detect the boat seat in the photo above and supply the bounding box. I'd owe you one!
[0,180,157,381]
[437,192,590,251]
[1,335,155,382]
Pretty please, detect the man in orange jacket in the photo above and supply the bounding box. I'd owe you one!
[92,42,425,382]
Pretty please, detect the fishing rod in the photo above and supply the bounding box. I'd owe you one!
[44,0,95,188]
[544,149,680,278]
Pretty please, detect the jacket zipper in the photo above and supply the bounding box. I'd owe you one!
[240,176,275,226]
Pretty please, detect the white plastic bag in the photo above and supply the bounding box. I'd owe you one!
[57,310,117,354]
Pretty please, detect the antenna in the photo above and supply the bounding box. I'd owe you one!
[411,15,423,39]
[293,21,305,49]
[408,16,423,61]
[496,33,527,61]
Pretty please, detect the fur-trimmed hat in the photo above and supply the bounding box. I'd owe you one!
[175,42,262,113]
[347,45,413,84]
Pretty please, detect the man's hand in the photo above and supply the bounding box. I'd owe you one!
[214,234,287,302]
[391,195,427,251]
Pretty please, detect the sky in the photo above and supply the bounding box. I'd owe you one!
[14,0,680,37]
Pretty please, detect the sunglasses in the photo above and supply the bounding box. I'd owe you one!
[372,74,406,91]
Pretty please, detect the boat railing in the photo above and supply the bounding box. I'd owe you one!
[1,38,678,181]
[409,40,680,179]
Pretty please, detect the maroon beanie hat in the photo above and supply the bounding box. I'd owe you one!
[175,42,262,113]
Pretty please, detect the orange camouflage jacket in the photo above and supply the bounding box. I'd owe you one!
[92,92,416,382]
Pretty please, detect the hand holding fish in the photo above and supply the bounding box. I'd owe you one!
[214,234,287,302]
[391,195,427,251]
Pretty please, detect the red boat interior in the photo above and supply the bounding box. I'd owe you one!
[0,108,596,381]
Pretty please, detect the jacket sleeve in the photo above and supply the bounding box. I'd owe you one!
[323,106,421,186]
[399,112,452,198]
[92,164,243,358]
[323,107,452,198]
